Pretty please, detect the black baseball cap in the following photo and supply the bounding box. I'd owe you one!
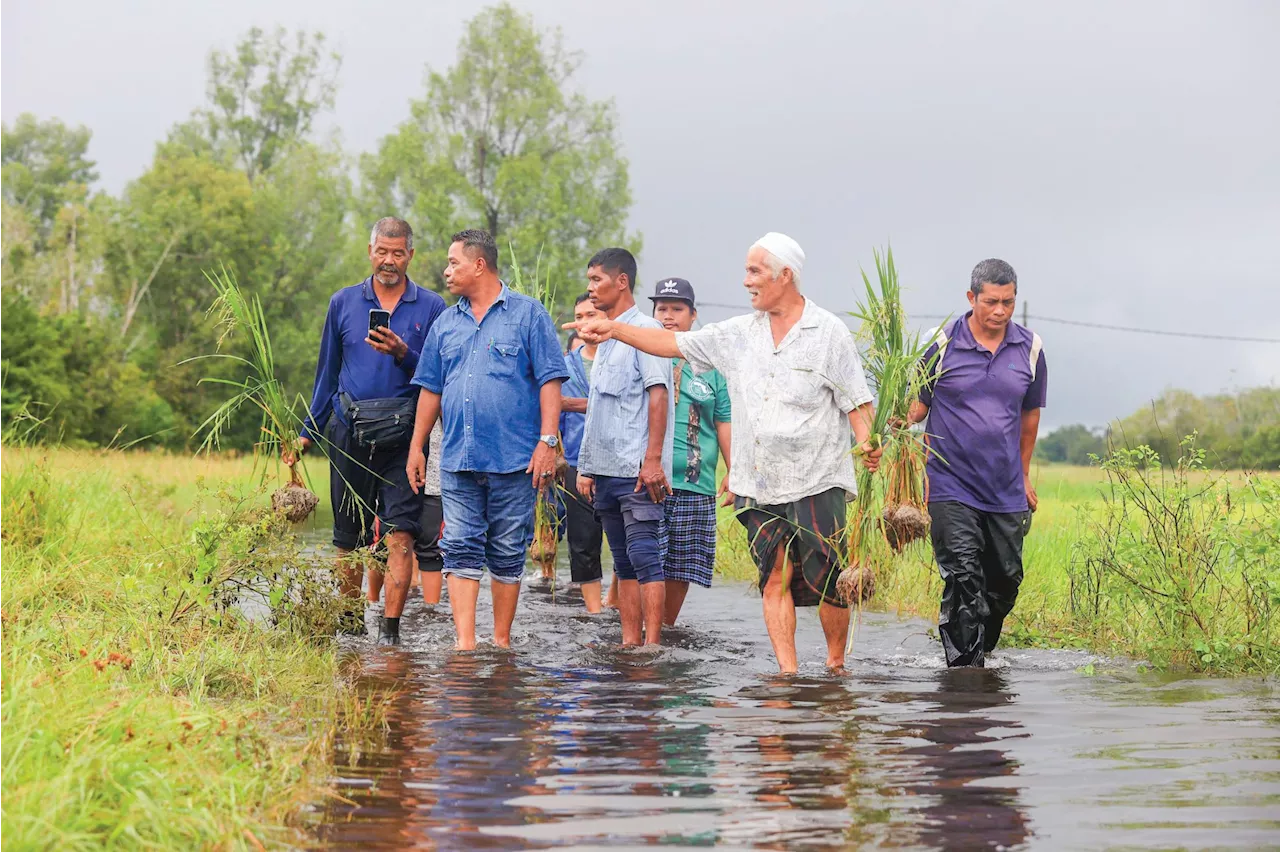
[648,277,696,306]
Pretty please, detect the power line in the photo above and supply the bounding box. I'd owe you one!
[693,301,1279,344]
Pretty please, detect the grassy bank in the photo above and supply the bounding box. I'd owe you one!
[0,447,377,849]
[714,461,1280,675]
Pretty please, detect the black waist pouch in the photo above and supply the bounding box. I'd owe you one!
[340,392,416,452]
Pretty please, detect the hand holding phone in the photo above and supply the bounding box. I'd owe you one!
[366,309,408,360]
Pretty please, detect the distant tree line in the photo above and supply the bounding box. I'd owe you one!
[1037,387,1280,470]
[1,4,638,450]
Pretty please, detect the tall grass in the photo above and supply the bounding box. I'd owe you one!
[0,447,385,848]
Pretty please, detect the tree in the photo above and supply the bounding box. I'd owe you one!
[1036,424,1108,465]
[362,2,639,314]
[167,27,341,183]
[1,114,97,242]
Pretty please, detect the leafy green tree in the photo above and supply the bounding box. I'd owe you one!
[1,114,97,243]
[1036,423,1108,465]
[362,2,639,313]
[1113,386,1280,469]
[167,27,341,183]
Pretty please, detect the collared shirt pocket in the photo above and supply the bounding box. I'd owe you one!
[592,358,634,398]
[779,366,825,411]
[488,340,522,378]
[440,343,465,384]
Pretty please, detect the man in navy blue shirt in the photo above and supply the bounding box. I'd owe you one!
[907,258,1047,667]
[407,229,568,651]
[290,217,446,645]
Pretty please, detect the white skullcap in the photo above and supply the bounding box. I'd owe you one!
[752,232,805,275]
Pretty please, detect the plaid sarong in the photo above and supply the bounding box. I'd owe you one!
[735,487,849,608]
[659,490,717,588]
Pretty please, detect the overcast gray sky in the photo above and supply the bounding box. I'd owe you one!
[4,0,1278,428]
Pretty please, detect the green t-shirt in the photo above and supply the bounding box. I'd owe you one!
[671,359,731,496]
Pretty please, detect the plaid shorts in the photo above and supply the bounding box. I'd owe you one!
[659,490,717,588]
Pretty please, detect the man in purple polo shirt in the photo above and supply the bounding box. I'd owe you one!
[907,258,1047,668]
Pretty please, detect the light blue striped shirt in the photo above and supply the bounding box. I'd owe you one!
[577,305,674,480]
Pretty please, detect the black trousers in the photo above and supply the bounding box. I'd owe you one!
[929,501,1031,667]
[564,465,604,583]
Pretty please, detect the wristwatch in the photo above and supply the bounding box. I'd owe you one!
[539,434,560,448]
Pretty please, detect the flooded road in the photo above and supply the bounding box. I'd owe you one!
[310,567,1280,850]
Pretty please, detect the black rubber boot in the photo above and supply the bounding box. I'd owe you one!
[377,616,401,646]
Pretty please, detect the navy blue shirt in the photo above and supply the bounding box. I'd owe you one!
[302,278,447,440]
[920,313,1047,513]
[411,284,569,474]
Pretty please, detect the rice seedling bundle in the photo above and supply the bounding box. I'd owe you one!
[507,244,567,581]
[186,266,319,523]
[838,248,944,628]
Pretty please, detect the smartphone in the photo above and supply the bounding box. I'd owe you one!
[369,309,391,333]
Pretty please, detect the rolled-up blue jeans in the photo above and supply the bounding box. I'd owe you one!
[440,470,538,585]
[592,474,665,585]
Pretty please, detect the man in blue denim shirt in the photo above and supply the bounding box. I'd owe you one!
[289,217,446,645]
[574,248,673,647]
[407,230,568,651]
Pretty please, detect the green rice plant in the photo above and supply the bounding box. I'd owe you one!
[838,247,946,651]
[506,242,568,585]
[505,242,561,322]
[186,266,305,465]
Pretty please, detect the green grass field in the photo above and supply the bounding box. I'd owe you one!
[0,447,387,850]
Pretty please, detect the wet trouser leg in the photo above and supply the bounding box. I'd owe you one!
[930,502,1029,667]
[980,510,1029,653]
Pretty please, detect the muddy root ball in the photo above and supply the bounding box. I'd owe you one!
[528,535,557,566]
[882,503,930,552]
[271,483,319,523]
[836,565,876,605]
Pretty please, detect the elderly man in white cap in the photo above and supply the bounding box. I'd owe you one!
[567,232,881,673]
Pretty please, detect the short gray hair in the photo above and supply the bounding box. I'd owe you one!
[759,249,802,289]
[370,217,414,252]
[970,258,1017,295]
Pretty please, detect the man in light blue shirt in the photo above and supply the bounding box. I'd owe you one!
[407,229,568,651]
[575,248,673,647]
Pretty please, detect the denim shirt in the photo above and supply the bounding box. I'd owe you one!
[577,305,674,480]
[412,284,568,474]
[301,278,446,440]
[559,349,591,468]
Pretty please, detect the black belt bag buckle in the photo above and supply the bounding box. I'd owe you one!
[340,392,416,452]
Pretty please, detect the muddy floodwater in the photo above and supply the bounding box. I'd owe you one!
[308,558,1280,850]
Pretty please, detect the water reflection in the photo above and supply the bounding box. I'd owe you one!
[906,669,1028,850]
[312,576,1280,850]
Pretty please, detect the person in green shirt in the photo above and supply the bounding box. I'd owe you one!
[649,278,732,625]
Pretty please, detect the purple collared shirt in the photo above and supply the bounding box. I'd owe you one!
[920,313,1047,513]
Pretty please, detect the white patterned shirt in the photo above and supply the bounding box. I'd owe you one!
[424,421,444,497]
[675,299,873,505]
